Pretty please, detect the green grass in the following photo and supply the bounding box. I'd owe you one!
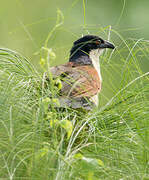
[0,29,149,180]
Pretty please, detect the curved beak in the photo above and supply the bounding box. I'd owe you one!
[100,41,115,49]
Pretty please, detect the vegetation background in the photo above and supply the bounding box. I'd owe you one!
[0,0,149,179]
[0,0,149,69]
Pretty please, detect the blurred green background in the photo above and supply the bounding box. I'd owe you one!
[0,1,148,50]
[0,0,149,68]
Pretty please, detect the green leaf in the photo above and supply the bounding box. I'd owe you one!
[82,157,104,168]
[55,78,63,90]
[59,120,73,139]
[74,153,83,159]
[35,147,49,160]
[42,97,50,112]
[50,119,59,127]
[97,159,104,167]
[39,58,46,67]
[52,98,60,106]
[74,154,104,172]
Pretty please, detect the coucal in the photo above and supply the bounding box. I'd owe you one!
[47,35,115,110]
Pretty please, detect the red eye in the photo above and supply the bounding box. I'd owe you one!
[95,40,101,45]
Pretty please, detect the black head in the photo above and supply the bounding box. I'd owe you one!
[69,35,115,63]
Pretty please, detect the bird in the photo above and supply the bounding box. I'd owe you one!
[46,35,115,110]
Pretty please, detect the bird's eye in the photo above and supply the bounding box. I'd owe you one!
[95,40,101,45]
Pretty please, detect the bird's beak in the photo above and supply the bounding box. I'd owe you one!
[100,41,115,49]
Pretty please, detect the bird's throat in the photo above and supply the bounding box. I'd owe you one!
[89,49,103,82]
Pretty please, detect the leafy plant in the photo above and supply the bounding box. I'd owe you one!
[0,9,149,179]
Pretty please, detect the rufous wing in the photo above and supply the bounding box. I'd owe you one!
[48,62,101,98]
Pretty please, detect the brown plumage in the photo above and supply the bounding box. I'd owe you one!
[50,62,101,98]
